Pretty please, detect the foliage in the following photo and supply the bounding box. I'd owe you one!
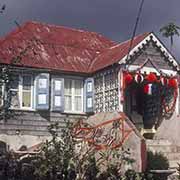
[146,151,169,170]
[0,66,15,120]
[160,22,180,50]
[0,120,159,180]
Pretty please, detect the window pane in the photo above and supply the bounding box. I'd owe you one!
[64,79,72,94]
[64,95,72,111]
[10,75,19,89]
[22,91,31,107]
[23,76,31,90]
[74,80,82,95]
[74,96,82,111]
[10,91,20,108]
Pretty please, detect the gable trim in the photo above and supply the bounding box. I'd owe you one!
[119,32,180,72]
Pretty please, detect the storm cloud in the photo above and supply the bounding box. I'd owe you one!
[0,0,180,59]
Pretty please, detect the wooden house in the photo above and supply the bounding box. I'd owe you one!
[0,21,179,154]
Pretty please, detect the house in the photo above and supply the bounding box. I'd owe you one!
[0,21,179,157]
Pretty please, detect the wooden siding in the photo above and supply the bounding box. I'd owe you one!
[132,42,173,70]
[0,111,87,136]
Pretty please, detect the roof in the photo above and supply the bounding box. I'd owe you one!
[0,21,116,73]
[0,21,166,73]
[89,32,150,72]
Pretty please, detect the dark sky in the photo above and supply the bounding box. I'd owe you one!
[0,0,180,60]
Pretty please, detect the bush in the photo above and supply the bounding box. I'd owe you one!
[146,150,169,170]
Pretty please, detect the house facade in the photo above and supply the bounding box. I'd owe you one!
[0,21,179,151]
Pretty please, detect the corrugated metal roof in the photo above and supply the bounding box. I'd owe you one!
[89,32,150,72]
[0,21,149,73]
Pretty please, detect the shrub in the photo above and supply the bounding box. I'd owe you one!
[146,150,169,170]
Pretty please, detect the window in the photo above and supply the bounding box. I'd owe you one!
[10,74,33,109]
[21,75,32,108]
[10,75,20,108]
[64,79,83,112]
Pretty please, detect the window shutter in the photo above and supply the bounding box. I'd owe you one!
[51,77,64,112]
[84,78,94,113]
[35,73,49,110]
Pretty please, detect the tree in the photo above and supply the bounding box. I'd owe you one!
[160,22,180,51]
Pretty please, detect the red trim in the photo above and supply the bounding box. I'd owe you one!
[141,139,147,172]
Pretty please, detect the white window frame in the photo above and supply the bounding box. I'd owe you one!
[10,74,34,110]
[64,79,83,113]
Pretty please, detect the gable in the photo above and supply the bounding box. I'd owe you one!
[120,33,180,74]
[131,42,174,71]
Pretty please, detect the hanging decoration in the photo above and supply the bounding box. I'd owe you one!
[168,78,178,89]
[135,73,144,83]
[160,76,168,86]
[145,72,157,83]
[124,73,133,85]
[143,84,153,95]
[121,70,178,117]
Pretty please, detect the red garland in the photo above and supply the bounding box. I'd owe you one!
[162,89,178,113]
[146,73,157,83]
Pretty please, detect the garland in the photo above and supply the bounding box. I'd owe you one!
[122,71,178,116]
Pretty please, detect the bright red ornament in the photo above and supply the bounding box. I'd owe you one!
[146,73,157,83]
[168,78,178,88]
[124,73,133,85]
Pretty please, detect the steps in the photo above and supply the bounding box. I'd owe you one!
[147,139,180,169]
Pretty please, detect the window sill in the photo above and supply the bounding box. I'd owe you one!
[63,111,86,115]
[9,108,36,112]
[8,108,87,115]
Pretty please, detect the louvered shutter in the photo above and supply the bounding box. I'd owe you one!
[84,78,94,113]
[51,77,64,111]
[36,73,49,110]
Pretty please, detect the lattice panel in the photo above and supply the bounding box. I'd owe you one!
[94,69,119,113]
[94,75,104,112]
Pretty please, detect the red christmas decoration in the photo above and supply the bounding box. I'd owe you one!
[146,73,157,83]
[168,78,178,89]
[144,84,153,95]
[124,73,133,85]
